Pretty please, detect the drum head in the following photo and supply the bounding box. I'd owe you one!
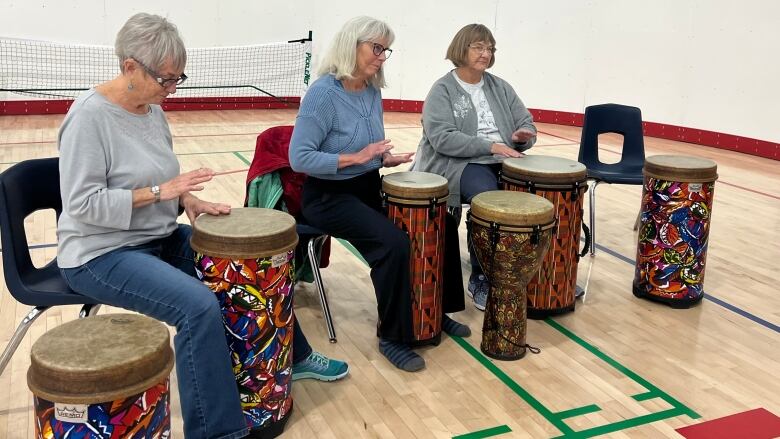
[470,190,554,227]
[382,171,449,200]
[28,314,173,404]
[644,155,718,182]
[502,155,587,184]
[191,207,298,259]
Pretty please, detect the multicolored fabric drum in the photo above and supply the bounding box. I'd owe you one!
[502,156,588,318]
[382,171,449,345]
[192,208,298,435]
[633,155,718,308]
[468,191,555,360]
[28,314,173,438]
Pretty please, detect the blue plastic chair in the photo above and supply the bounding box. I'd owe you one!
[0,157,101,376]
[577,104,646,256]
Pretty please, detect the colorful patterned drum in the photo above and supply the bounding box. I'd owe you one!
[633,155,718,308]
[28,314,173,438]
[468,191,555,360]
[192,208,298,436]
[382,171,449,345]
[502,156,588,318]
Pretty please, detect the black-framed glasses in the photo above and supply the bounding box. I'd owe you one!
[469,44,496,55]
[132,57,188,88]
[367,42,393,59]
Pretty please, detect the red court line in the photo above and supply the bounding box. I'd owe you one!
[676,408,780,439]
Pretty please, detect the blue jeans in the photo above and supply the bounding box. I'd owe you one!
[460,163,502,277]
[61,224,252,439]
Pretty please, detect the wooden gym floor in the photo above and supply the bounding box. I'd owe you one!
[0,109,778,438]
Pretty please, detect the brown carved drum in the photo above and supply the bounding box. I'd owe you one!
[28,313,174,438]
[634,155,718,308]
[501,156,588,318]
[192,207,298,436]
[468,191,555,360]
[382,171,449,345]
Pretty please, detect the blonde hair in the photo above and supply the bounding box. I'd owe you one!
[317,16,395,89]
[445,24,496,68]
[115,13,186,73]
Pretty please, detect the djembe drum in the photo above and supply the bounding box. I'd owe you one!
[28,314,173,438]
[468,191,555,360]
[501,156,588,318]
[192,208,298,437]
[633,155,718,308]
[382,171,449,345]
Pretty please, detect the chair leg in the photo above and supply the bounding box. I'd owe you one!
[79,303,102,318]
[589,181,600,256]
[0,305,48,377]
[309,236,337,343]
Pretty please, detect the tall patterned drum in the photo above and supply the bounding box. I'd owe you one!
[633,155,718,308]
[382,171,449,345]
[468,191,555,360]
[28,314,173,438]
[502,156,588,318]
[192,208,298,437]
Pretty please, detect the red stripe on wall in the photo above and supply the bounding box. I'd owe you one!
[3,98,777,161]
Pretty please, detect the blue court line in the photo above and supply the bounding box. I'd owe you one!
[589,241,780,334]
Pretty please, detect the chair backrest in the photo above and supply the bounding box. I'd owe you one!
[578,103,645,171]
[0,157,98,306]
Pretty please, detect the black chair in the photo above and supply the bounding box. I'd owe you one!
[577,104,646,256]
[0,157,101,376]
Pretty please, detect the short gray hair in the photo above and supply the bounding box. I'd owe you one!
[115,13,186,73]
[317,16,394,89]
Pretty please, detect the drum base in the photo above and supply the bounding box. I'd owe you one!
[246,402,293,439]
[408,333,442,347]
[481,347,527,361]
[632,283,704,309]
[527,303,575,320]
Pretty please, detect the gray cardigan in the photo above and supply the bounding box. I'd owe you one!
[412,71,537,206]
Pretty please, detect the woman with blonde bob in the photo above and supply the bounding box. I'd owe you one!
[290,16,471,373]
[412,24,538,312]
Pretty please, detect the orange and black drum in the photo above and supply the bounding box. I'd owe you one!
[382,171,449,345]
[468,191,555,360]
[192,208,298,437]
[501,156,588,318]
[633,155,718,308]
[28,314,174,438]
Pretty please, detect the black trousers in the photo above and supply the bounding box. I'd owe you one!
[302,170,465,343]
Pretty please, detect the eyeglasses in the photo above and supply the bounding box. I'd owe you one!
[132,58,188,88]
[469,44,496,55]
[366,42,393,59]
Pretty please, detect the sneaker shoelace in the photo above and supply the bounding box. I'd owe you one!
[307,352,329,371]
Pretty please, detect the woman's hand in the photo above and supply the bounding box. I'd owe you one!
[359,139,394,163]
[511,128,536,144]
[382,152,415,168]
[490,143,525,158]
[160,168,215,201]
[181,193,231,224]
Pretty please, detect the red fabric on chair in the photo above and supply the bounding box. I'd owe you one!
[245,125,331,267]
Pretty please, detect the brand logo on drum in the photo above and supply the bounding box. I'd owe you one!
[54,403,88,423]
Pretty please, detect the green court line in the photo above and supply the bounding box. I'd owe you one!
[234,151,251,165]
[554,404,602,420]
[451,335,577,436]
[335,238,369,266]
[552,407,688,439]
[452,425,512,439]
[544,318,700,421]
[632,391,659,402]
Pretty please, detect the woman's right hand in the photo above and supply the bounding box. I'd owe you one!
[159,168,215,201]
[359,139,394,164]
[491,143,524,158]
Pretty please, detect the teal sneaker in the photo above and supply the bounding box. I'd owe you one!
[292,351,349,381]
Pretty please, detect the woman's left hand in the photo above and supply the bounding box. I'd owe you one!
[511,128,536,143]
[382,152,415,167]
[181,193,231,223]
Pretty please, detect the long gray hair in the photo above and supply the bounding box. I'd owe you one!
[115,13,186,73]
[317,16,394,89]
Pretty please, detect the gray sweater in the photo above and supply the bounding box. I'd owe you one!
[412,71,537,206]
[57,89,180,268]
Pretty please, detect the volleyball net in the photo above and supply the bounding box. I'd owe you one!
[0,32,312,113]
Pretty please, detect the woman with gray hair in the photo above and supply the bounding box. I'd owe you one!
[290,16,471,373]
[56,13,344,439]
[412,24,538,312]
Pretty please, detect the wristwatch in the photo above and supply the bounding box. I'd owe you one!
[150,185,161,203]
